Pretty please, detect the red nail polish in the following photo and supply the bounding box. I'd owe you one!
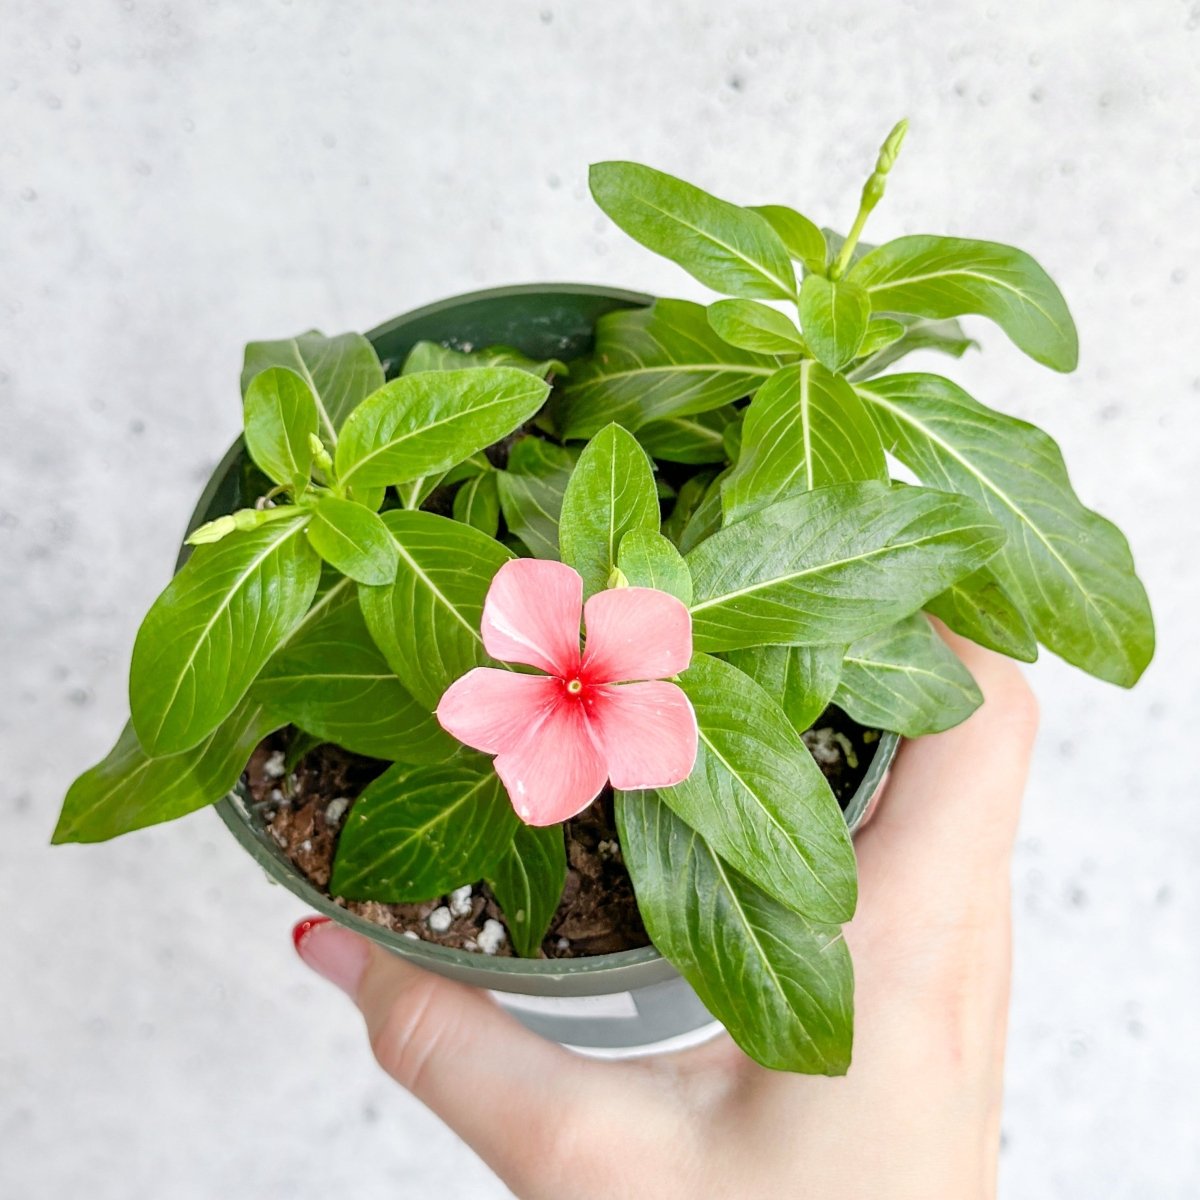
[292,915,331,951]
[292,916,371,996]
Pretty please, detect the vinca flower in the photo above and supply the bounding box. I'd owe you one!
[436,558,698,825]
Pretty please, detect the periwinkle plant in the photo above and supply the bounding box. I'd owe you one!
[55,123,1152,1074]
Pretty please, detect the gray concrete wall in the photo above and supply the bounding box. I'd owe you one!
[2,2,1196,1196]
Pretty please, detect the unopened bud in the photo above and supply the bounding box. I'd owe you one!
[876,118,908,174]
[861,118,908,212]
[308,433,333,476]
[185,514,237,545]
[233,508,266,531]
[185,504,296,545]
[831,118,910,280]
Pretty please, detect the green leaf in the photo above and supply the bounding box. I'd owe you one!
[56,573,357,842]
[849,235,1078,371]
[334,367,550,492]
[394,436,489,514]
[617,530,693,605]
[331,757,519,903]
[661,655,856,922]
[558,299,777,441]
[242,367,319,492]
[707,299,807,355]
[687,481,1005,653]
[854,317,906,358]
[722,418,743,462]
[856,374,1153,685]
[397,346,561,507]
[359,510,514,709]
[558,424,660,597]
[590,161,797,300]
[253,585,454,763]
[662,471,716,547]
[442,453,492,487]
[486,824,567,958]
[130,517,321,755]
[925,567,1038,662]
[242,330,385,446]
[798,274,870,371]
[304,494,399,585]
[402,340,567,379]
[834,614,983,737]
[721,361,888,525]
[847,314,976,381]
[351,483,387,512]
[723,643,843,734]
[52,701,280,844]
[395,473,446,513]
[617,788,853,1074]
[506,435,575,476]
[495,439,579,559]
[452,469,501,537]
[748,204,827,274]
[636,406,737,465]
[675,469,728,554]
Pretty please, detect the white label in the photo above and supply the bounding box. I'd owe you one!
[490,989,640,1019]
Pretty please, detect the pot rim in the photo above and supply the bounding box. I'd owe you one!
[194,281,900,989]
[367,280,655,339]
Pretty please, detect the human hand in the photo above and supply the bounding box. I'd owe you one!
[293,627,1038,1199]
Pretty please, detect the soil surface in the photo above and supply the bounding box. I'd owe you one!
[243,709,878,960]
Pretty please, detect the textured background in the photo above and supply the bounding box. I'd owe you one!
[2,2,1197,1196]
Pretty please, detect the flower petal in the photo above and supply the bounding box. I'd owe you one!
[436,668,562,754]
[592,681,698,791]
[493,698,608,826]
[581,587,693,683]
[482,559,583,676]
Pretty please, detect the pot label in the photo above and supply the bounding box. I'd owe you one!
[489,989,640,1019]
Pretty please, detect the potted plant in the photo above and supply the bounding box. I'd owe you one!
[53,122,1153,1073]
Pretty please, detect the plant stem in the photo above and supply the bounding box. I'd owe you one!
[830,118,909,280]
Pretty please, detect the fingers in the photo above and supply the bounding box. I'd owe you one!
[805,626,1034,1174]
[845,624,1034,1072]
[293,917,595,1192]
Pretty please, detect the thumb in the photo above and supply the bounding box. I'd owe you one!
[292,916,594,1188]
[845,623,1036,1035]
[853,622,1039,908]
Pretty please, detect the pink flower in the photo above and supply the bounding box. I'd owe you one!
[436,558,698,826]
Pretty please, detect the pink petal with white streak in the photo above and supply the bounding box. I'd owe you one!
[592,680,698,791]
[493,697,608,826]
[435,668,563,755]
[481,558,582,676]
[581,587,693,683]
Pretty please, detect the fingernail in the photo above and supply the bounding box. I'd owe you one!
[292,916,370,997]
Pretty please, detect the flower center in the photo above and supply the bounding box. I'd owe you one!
[565,678,584,695]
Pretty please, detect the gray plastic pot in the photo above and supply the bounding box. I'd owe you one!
[191,283,900,1054]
